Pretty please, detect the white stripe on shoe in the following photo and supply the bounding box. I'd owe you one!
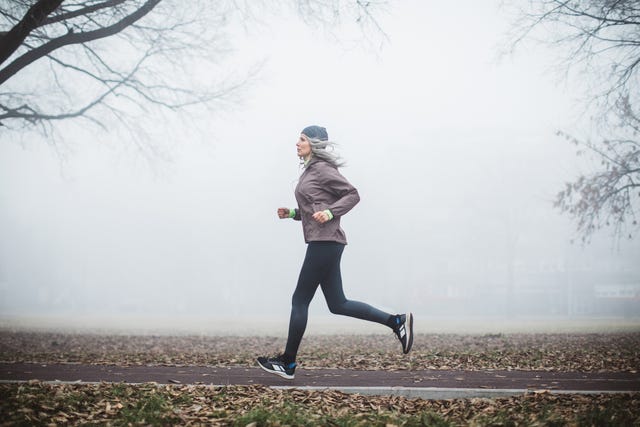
[257,360,295,380]
[398,324,406,339]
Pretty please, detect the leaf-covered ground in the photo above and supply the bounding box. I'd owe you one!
[1,331,639,372]
[1,331,639,425]
[1,382,638,426]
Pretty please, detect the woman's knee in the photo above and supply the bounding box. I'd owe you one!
[327,300,348,315]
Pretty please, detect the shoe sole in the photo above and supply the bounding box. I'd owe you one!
[257,360,295,380]
[404,312,414,354]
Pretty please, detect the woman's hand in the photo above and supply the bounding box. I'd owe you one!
[277,207,290,219]
[312,210,330,224]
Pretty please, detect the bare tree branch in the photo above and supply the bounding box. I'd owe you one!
[0,0,63,65]
[0,0,388,148]
[40,0,129,27]
[0,0,161,85]
[508,0,640,241]
[0,52,143,122]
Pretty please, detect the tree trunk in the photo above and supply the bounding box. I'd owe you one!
[0,0,64,66]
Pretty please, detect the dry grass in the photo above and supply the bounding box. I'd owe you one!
[1,382,638,426]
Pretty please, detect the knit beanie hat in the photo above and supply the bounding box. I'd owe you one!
[301,125,328,141]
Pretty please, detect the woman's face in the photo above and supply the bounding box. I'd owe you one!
[296,134,312,159]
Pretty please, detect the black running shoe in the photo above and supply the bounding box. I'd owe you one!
[257,355,296,380]
[393,313,414,354]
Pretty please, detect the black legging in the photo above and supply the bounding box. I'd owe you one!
[284,241,391,359]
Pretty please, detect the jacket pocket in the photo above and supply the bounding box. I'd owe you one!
[312,202,326,213]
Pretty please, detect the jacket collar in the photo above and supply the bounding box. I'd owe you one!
[304,157,320,169]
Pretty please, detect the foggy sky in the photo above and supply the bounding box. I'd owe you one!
[1,1,639,325]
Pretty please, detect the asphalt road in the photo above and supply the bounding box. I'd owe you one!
[2,362,639,398]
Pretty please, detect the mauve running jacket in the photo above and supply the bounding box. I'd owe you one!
[292,158,360,244]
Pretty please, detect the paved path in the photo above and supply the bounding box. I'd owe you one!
[2,363,639,399]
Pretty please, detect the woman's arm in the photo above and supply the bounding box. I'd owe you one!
[277,207,301,220]
[321,165,360,218]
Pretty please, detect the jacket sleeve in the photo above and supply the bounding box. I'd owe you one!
[293,208,301,221]
[322,165,360,217]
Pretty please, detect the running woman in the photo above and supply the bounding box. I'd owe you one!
[257,125,414,380]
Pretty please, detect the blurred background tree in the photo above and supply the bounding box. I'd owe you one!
[508,0,639,241]
[0,0,386,147]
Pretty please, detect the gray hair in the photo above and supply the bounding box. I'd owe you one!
[307,137,345,168]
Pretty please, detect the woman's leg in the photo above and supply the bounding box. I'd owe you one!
[320,243,391,325]
[284,242,393,362]
[320,245,414,354]
[283,243,326,360]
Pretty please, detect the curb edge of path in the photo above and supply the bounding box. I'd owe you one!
[272,385,639,399]
[1,380,637,400]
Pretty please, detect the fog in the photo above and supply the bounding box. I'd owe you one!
[1,1,639,333]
